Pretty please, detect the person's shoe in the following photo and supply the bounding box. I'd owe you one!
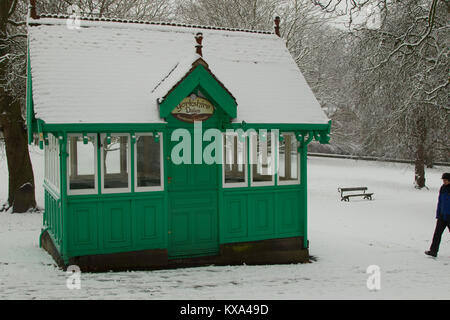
[424,250,437,257]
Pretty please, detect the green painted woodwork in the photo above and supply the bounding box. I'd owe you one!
[66,194,166,257]
[41,123,168,133]
[102,200,132,249]
[39,122,314,260]
[39,121,330,135]
[159,65,237,120]
[167,128,220,258]
[221,193,248,240]
[249,193,275,237]
[43,187,62,253]
[56,133,70,263]
[26,50,35,145]
[69,202,98,252]
[37,120,45,149]
[220,188,304,244]
[168,190,219,257]
[225,121,331,132]
[134,198,165,248]
[276,190,303,236]
[300,145,309,248]
[53,185,307,259]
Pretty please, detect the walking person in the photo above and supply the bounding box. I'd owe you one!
[425,173,450,257]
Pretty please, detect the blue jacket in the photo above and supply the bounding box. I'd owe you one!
[436,184,450,221]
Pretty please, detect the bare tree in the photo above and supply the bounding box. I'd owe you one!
[176,0,280,30]
[39,0,175,21]
[0,0,36,213]
[346,0,449,188]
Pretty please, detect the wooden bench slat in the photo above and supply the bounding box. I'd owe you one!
[341,193,373,201]
[338,187,367,192]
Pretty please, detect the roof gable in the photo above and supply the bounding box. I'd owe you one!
[154,55,237,119]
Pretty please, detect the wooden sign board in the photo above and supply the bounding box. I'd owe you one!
[171,96,214,123]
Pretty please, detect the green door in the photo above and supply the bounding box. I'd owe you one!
[167,129,219,258]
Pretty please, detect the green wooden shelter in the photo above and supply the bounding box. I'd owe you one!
[27,9,331,271]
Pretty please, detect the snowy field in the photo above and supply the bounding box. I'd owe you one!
[0,146,449,300]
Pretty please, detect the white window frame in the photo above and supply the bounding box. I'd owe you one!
[100,133,132,194]
[222,132,248,188]
[134,132,164,192]
[277,132,301,186]
[249,131,275,187]
[44,133,60,193]
[67,133,98,196]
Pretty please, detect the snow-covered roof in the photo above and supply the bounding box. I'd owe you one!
[28,17,329,125]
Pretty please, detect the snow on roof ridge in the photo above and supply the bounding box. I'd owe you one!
[30,14,275,36]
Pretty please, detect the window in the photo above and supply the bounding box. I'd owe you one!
[45,134,60,192]
[278,133,300,185]
[101,134,130,193]
[67,134,97,194]
[250,131,275,186]
[223,133,247,187]
[135,133,164,191]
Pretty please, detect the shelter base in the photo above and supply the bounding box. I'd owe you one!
[41,231,310,272]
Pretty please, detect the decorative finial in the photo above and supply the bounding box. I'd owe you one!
[29,0,40,19]
[274,16,281,37]
[195,32,203,57]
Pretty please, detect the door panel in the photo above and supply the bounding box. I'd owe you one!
[169,191,218,257]
[167,129,219,258]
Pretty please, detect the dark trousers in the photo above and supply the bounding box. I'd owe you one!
[429,218,450,254]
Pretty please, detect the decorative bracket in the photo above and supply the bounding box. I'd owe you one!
[295,126,331,149]
[37,120,45,150]
[153,132,160,143]
[43,133,49,146]
[57,134,68,157]
[82,132,89,145]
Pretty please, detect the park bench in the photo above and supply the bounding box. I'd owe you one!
[338,187,374,202]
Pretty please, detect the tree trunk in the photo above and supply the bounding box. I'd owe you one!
[0,0,37,213]
[414,116,426,189]
[0,97,36,212]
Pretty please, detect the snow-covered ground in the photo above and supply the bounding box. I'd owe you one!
[0,146,449,300]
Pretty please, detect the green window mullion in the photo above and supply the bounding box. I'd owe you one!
[59,133,69,264]
[246,135,251,188]
[97,133,102,195]
[130,132,136,193]
[301,145,308,249]
[274,130,278,187]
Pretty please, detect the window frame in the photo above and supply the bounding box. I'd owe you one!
[249,131,275,187]
[45,133,60,193]
[277,132,301,186]
[134,132,164,192]
[222,132,248,188]
[66,133,98,196]
[100,133,132,194]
